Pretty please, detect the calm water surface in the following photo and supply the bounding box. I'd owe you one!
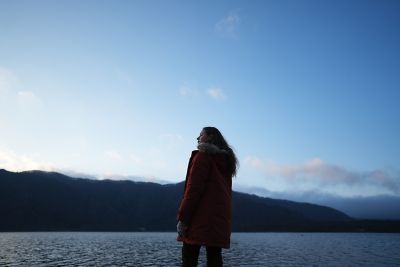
[0,232,399,266]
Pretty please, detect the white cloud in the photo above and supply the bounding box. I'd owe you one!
[17,90,41,106]
[0,149,54,172]
[18,91,35,98]
[103,150,123,161]
[244,156,400,195]
[180,85,227,101]
[207,87,226,100]
[179,85,199,97]
[215,11,241,38]
[0,67,42,108]
[0,67,18,93]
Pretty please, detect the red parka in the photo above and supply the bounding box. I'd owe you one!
[177,143,232,248]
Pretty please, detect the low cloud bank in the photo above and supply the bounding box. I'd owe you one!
[244,157,400,195]
[234,184,400,220]
[0,149,54,172]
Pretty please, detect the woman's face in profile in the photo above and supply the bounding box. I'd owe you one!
[197,129,208,144]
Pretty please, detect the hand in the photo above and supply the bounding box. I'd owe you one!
[177,220,187,237]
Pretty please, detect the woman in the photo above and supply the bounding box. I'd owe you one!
[177,127,238,267]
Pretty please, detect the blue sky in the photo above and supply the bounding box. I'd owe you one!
[1,0,399,205]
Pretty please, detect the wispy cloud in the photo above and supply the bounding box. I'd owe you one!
[18,91,35,98]
[180,84,226,101]
[103,150,123,161]
[244,156,400,195]
[0,67,42,108]
[17,90,41,106]
[179,85,199,97]
[0,149,54,172]
[207,87,226,100]
[0,67,18,94]
[215,11,241,38]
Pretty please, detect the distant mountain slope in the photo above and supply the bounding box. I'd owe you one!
[1,169,399,232]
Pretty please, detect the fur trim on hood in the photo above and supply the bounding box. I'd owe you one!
[197,142,227,154]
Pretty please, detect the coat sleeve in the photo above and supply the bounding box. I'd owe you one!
[177,152,210,225]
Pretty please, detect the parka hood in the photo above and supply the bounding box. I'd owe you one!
[197,142,228,154]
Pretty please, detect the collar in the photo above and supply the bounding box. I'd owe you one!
[197,142,228,154]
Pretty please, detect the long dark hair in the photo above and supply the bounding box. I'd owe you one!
[203,126,239,177]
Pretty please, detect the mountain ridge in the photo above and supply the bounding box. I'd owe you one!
[1,169,399,232]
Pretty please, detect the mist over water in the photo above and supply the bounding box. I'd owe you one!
[1,232,399,266]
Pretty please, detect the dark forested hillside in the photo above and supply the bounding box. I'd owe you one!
[1,169,399,232]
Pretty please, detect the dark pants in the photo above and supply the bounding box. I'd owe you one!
[182,243,223,267]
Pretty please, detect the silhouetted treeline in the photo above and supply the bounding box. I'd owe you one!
[1,169,399,232]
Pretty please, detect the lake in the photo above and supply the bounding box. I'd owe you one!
[0,232,399,266]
